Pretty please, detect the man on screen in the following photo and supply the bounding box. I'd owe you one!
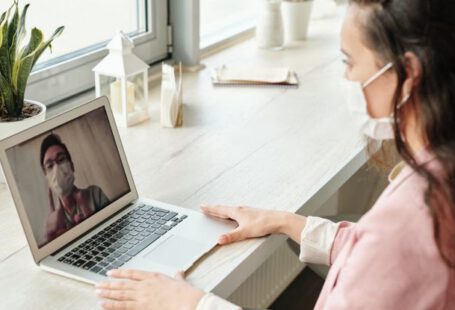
[40,134,110,243]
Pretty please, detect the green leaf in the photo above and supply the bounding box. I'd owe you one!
[0,3,14,83]
[0,71,5,111]
[9,3,29,66]
[0,16,5,48]
[12,52,34,114]
[17,4,30,40]
[31,25,64,67]
[18,27,42,59]
[0,43,10,83]
[7,3,18,48]
[12,27,42,91]
[0,11,6,27]
[0,71,14,116]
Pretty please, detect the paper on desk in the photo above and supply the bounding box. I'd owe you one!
[216,65,290,83]
[161,63,183,128]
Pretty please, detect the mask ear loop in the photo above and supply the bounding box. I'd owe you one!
[396,93,411,142]
[363,62,394,88]
[397,93,411,109]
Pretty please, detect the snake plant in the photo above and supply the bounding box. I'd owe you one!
[0,1,64,118]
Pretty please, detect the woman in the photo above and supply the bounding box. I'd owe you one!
[95,0,455,308]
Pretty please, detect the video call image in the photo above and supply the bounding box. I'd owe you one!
[6,107,130,248]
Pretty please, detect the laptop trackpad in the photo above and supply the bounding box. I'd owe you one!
[144,235,206,269]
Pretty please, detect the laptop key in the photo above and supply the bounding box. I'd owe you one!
[111,261,124,269]
[145,228,156,234]
[127,233,160,256]
[63,258,74,264]
[98,261,109,267]
[84,254,93,261]
[83,261,97,270]
[154,229,168,235]
[119,254,133,263]
[73,259,86,267]
[91,266,103,274]
[99,268,109,276]
[118,247,129,254]
[162,212,178,221]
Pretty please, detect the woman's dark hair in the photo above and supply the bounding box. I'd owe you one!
[349,0,455,267]
[40,133,74,171]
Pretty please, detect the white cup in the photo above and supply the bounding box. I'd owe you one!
[256,0,284,50]
[282,0,314,42]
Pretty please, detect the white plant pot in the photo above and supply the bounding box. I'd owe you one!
[0,100,47,183]
[282,1,314,42]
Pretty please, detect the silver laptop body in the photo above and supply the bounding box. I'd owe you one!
[0,97,234,284]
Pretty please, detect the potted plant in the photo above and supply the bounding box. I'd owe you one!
[0,1,64,140]
[0,1,63,182]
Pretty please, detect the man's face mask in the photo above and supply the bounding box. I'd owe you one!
[344,62,408,140]
[46,159,75,198]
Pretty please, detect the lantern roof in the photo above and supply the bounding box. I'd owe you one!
[93,31,149,78]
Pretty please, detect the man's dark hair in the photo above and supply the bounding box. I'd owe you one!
[40,134,73,171]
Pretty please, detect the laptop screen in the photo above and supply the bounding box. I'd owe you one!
[5,106,130,248]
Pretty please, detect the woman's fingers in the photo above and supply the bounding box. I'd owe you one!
[96,288,136,301]
[96,281,136,291]
[218,228,245,245]
[107,269,150,281]
[174,271,185,281]
[99,300,136,310]
[200,204,236,219]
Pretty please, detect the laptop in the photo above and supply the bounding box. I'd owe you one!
[0,97,235,284]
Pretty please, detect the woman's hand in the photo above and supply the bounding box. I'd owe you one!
[201,204,307,244]
[96,269,204,310]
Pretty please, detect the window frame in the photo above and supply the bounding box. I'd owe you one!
[26,0,169,105]
[199,0,256,50]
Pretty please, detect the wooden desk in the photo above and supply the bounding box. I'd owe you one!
[0,7,367,309]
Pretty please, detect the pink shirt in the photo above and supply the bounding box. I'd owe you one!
[197,149,454,309]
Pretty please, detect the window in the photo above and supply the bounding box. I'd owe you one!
[0,0,168,105]
[200,0,258,48]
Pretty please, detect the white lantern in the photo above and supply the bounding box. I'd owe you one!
[93,31,150,127]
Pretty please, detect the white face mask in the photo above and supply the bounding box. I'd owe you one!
[345,62,401,140]
[46,161,75,197]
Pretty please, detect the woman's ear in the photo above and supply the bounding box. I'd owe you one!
[401,52,422,99]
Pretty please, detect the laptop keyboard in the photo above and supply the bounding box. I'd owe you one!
[57,203,187,276]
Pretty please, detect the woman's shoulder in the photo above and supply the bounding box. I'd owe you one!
[358,159,444,263]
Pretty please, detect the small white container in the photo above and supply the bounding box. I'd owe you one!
[0,100,47,183]
[282,0,314,42]
[256,0,284,50]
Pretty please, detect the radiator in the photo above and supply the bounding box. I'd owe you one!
[227,241,306,309]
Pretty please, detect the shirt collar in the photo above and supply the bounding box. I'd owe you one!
[387,147,437,184]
